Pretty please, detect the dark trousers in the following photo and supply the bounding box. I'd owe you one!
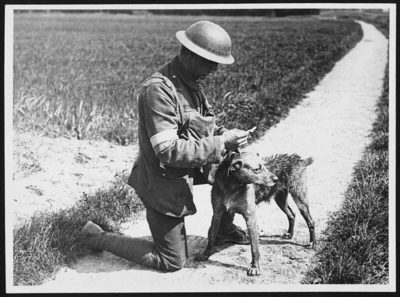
[86,204,236,272]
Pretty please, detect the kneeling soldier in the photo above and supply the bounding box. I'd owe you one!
[83,20,250,272]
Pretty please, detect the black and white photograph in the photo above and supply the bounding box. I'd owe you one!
[4,2,396,293]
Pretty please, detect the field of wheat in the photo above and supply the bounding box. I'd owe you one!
[13,12,362,144]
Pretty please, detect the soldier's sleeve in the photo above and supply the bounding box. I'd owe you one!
[142,83,225,168]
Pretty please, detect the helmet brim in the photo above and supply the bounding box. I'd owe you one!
[176,31,234,65]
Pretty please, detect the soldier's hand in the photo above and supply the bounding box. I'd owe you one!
[221,129,249,150]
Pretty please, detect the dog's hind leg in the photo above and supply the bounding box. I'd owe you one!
[275,190,296,239]
[291,192,316,248]
[195,210,224,261]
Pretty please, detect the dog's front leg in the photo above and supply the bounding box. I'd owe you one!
[195,211,224,261]
[243,212,260,276]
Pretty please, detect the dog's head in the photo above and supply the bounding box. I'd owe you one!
[225,150,278,187]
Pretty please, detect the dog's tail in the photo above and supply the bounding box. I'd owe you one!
[302,157,314,167]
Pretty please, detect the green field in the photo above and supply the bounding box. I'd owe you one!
[13,13,362,144]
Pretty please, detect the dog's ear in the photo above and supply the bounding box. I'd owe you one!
[229,160,243,172]
[226,149,240,162]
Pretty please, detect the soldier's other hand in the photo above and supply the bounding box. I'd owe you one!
[221,129,249,150]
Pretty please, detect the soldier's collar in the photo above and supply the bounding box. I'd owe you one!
[171,56,204,91]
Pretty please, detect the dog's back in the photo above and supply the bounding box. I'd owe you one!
[254,154,313,203]
[263,154,313,178]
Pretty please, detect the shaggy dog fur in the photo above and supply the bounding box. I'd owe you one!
[196,151,315,276]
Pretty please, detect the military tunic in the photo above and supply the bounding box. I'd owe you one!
[128,56,226,218]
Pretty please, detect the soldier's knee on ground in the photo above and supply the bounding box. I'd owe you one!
[160,253,186,272]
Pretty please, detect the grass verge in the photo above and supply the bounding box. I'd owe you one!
[13,172,144,285]
[303,64,389,284]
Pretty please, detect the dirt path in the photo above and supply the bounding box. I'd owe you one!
[15,21,387,292]
[11,132,138,225]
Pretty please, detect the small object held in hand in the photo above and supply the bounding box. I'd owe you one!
[222,129,249,150]
[247,126,257,133]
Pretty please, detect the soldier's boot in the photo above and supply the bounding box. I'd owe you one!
[82,221,163,270]
[216,212,250,245]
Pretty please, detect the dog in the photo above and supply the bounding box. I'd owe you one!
[196,150,316,276]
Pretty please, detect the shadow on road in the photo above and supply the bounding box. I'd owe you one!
[70,233,309,275]
[258,234,308,247]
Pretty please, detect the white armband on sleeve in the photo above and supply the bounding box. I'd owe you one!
[150,129,179,155]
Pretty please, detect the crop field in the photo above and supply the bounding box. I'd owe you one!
[13,13,363,144]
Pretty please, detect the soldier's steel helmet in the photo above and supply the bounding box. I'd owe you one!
[176,21,234,64]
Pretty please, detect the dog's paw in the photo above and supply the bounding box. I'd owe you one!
[195,253,210,262]
[282,232,293,239]
[247,265,261,276]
